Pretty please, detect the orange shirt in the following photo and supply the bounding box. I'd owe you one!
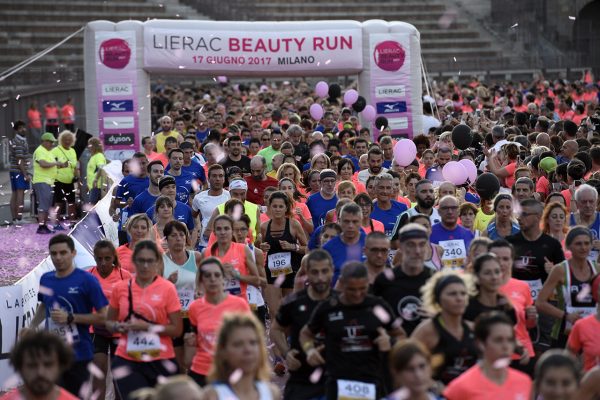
[116,244,134,274]
[500,278,535,358]
[88,266,132,336]
[188,295,250,375]
[567,315,600,371]
[109,276,181,361]
[504,162,517,188]
[1,388,77,400]
[204,242,250,299]
[44,105,59,121]
[61,104,75,124]
[27,109,42,129]
[561,188,573,209]
[444,365,532,400]
[362,219,385,234]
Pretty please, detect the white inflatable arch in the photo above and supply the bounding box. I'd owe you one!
[84,19,423,159]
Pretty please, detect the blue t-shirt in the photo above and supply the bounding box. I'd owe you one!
[322,231,367,285]
[383,159,392,169]
[430,223,475,269]
[371,200,408,236]
[306,192,338,229]
[146,200,195,232]
[130,189,159,216]
[196,128,209,143]
[425,166,444,184]
[168,159,206,184]
[116,175,150,201]
[166,170,195,204]
[343,155,360,171]
[465,192,480,205]
[38,268,108,361]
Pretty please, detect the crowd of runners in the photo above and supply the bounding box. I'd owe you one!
[5,75,600,400]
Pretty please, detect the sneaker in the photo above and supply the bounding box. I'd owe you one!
[36,225,52,234]
[53,224,66,231]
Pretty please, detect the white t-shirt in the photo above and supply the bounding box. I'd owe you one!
[357,168,389,184]
[422,115,441,135]
[192,189,230,246]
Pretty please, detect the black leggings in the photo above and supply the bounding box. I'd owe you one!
[112,356,179,399]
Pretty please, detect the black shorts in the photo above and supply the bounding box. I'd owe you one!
[173,317,191,347]
[53,181,76,203]
[284,379,326,400]
[265,265,298,289]
[188,370,207,387]
[59,359,91,397]
[112,356,179,400]
[93,334,118,355]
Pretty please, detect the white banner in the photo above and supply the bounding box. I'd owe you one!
[144,27,363,74]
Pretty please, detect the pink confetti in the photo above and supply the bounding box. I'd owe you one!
[112,366,131,380]
[157,375,168,384]
[373,305,391,324]
[162,359,178,373]
[383,269,395,281]
[493,357,511,369]
[87,362,105,379]
[273,274,286,288]
[229,368,243,385]
[577,284,592,302]
[149,324,165,333]
[2,374,20,389]
[39,285,54,296]
[309,367,323,383]
[78,381,92,399]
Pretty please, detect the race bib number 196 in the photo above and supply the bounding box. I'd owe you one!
[337,379,376,400]
[267,252,293,277]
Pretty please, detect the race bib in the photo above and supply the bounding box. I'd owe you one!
[48,319,79,343]
[524,279,543,301]
[588,250,599,263]
[268,252,293,277]
[337,379,376,400]
[224,276,241,296]
[126,330,161,360]
[439,240,467,269]
[566,306,597,329]
[178,289,194,314]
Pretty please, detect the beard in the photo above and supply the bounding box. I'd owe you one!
[417,196,435,209]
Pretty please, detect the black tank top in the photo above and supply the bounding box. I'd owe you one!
[568,262,596,308]
[431,315,478,384]
[265,218,302,272]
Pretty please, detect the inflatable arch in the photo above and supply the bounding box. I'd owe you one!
[84,19,423,160]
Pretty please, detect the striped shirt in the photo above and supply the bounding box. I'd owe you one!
[9,134,29,173]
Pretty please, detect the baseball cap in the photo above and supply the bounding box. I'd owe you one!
[539,157,558,173]
[40,132,57,142]
[158,176,176,191]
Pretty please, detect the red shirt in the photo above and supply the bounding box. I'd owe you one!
[245,175,278,205]
[109,276,181,361]
[444,365,532,400]
[27,109,42,129]
[500,278,535,358]
[61,104,75,124]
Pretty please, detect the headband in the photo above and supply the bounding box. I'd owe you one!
[565,226,592,248]
[319,169,337,181]
[433,275,465,303]
[399,228,429,242]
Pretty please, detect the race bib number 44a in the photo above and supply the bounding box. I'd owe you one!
[268,252,293,277]
[337,379,376,400]
[126,331,161,360]
[439,239,466,269]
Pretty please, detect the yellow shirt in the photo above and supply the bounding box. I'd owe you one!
[155,130,180,153]
[474,208,495,232]
[32,145,57,185]
[87,152,107,189]
[51,145,77,184]
[217,200,259,240]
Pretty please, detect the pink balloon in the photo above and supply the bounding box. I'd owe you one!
[217,76,227,83]
[393,139,417,167]
[315,81,329,98]
[459,159,478,184]
[442,161,468,185]
[362,105,376,121]
[343,89,359,105]
[309,104,324,120]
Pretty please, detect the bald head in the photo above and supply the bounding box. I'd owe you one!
[562,140,579,158]
[536,133,550,148]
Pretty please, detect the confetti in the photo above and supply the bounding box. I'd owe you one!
[273,274,286,288]
[577,284,591,302]
[383,269,395,280]
[453,57,457,62]
[162,359,178,373]
[112,366,131,380]
[87,362,105,379]
[569,16,576,20]
[309,367,323,383]
[39,285,54,296]
[493,357,511,369]
[229,368,243,385]
[511,23,519,28]
[373,305,391,323]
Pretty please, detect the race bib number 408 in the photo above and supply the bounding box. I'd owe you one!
[337,379,376,400]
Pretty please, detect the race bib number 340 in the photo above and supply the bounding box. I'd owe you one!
[439,239,466,269]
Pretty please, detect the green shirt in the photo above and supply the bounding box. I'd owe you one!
[257,146,281,172]
[87,152,107,189]
[51,145,77,184]
[32,145,56,185]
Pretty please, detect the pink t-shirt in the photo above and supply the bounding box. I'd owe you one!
[444,364,532,400]
[568,315,600,371]
[536,175,550,196]
[500,278,535,358]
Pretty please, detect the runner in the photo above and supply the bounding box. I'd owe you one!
[3,331,77,400]
[443,312,532,399]
[353,193,385,234]
[364,231,391,286]
[192,164,230,251]
[271,249,334,400]
[165,148,196,204]
[110,152,150,223]
[569,184,600,262]
[430,196,475,270]
[306,169,338,229]
[161,221,203,371]
[116,213,155,273]
[204,215,261,301]
[146,176,196,236]
[373,224,434,336]
[278,177,314,234]
[88,240,132,400]
[106,240,183,400]
[185,257,251,387]
[202,313,279,400]
[384,339,441,400]
[27,234,109,396]
[370,173,408,236]
[534,350,581,400]
[391,179,440,239]
[300,261,405,400]
[536,226,597,347]
[130,160,165,215]
[483,194,520,239]
[411,271,478,384]
[567,274,600,371]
